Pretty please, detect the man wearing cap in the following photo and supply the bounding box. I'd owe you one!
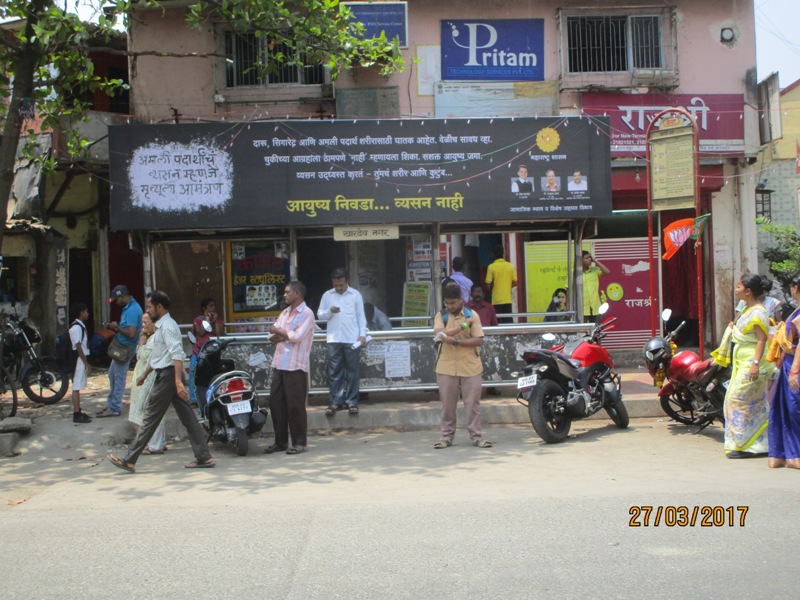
[97,284,143,417]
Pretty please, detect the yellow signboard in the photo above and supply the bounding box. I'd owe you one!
[402,281,432,328]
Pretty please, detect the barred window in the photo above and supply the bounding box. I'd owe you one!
[755,189,772,220]
[224,32,325,87]
[567,15,662,73]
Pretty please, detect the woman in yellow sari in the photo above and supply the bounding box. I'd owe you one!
[724,274,773,458]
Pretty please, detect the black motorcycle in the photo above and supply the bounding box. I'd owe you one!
[193,334,268,456]
[2,312,69,405]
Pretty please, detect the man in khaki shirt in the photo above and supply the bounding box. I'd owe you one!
[432,283,492,448]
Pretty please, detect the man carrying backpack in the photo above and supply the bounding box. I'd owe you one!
[432,282,492,449]
[68,303,92,424]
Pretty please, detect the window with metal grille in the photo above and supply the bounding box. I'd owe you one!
[567,15,662,73]
[755,189,772,220]
[224,32,325,87]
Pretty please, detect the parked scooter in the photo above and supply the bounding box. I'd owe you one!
[1,310,69,404]
[515,304,629,443]
[643,309,729,429]
[191,326,268,456]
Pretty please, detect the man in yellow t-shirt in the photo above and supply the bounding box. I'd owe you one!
[485,244,517,324]
[582,250,610,322]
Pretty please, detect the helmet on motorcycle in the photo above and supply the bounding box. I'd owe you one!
[644,336,667,364]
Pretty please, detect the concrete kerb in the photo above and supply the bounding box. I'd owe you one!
[116,366,660,445]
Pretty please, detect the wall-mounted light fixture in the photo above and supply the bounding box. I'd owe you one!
[634,169,641,183]
[720,27,735,43]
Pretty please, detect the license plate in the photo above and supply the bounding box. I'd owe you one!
[517,373,538,389]
[226,400,251,415]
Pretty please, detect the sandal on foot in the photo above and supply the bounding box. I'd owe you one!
[433,439,452,449]
[108,454,135,473]
[325,405,338,416]
[286,446,308,455]
[185,458,216,469]
[263,443,288,454]
[473,439,493,448]
[96,409,120,418]
[348,405,359,415]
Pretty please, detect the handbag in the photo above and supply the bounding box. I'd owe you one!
[107,336,135,362]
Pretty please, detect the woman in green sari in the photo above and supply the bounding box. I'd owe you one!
[723,274,773,458]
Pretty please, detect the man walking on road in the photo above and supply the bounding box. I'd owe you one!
[264,281,316,455]
[109,290,214,473]
[317,268,367,416]
[97,284,142,418]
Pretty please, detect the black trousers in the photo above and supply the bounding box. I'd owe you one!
[494,303,513,324]
[269,369,309,448]
[124,366,211,465]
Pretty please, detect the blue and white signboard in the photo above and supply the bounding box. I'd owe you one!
[441,19,545,81]
[344,2,408,48]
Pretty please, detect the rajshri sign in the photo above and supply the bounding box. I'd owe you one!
[108,117,610,230]
[581,93,744,156]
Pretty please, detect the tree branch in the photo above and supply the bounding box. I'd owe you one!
[86,46,226,59]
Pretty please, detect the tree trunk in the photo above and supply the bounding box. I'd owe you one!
[0,3,44,250]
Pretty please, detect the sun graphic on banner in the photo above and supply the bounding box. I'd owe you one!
[536,127,560,153]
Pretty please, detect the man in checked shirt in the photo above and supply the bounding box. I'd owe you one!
[263,281,316,455]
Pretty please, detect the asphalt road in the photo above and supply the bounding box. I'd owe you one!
[2,415,799,599]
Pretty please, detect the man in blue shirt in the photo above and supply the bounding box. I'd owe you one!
[317,268,367,416]
[97,284,143,417]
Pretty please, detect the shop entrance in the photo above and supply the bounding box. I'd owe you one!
[297,239,346,313]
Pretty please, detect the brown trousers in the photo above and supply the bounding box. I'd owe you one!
[269,369,309,448]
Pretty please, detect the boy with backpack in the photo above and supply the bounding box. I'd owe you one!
[68,303,91,424]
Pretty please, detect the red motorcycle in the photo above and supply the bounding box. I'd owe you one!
[643,309,729,429]
[516,304,628,443]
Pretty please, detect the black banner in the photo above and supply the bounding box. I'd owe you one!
[108,117,611,230]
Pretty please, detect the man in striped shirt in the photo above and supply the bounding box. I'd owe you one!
[264,281,316,455]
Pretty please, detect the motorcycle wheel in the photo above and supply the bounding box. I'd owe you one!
[235,427,248,456]
[660,390,702,426]
[528,379,572,444]
[1,381,18,418]
[605,400,630,429]
[21,357,69,405]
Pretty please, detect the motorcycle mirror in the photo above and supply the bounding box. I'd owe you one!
[202,320,213,333]
[542,333,557,341]
[598,302,609,315]
[187,330,197,345]
[661,308,672,322]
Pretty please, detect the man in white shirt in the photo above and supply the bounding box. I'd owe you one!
[317,268,367,416]
[109,290,215,473]
[568,169,588,192]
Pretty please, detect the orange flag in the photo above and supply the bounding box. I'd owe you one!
[662,218,696,260]
[662,214,710,260]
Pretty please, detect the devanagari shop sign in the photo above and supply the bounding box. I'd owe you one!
[109,117,611,230]
[334,225,400,241]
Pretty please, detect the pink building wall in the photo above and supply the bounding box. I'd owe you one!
[129,1,756,126]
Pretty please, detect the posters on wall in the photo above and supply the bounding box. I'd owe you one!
[226,241,290,318]
[523,239,660,349]
[108,117,612,230]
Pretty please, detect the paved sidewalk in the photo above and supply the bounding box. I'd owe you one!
[3,366,662,453]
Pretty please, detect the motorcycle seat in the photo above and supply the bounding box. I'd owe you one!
[685,358,717,383]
